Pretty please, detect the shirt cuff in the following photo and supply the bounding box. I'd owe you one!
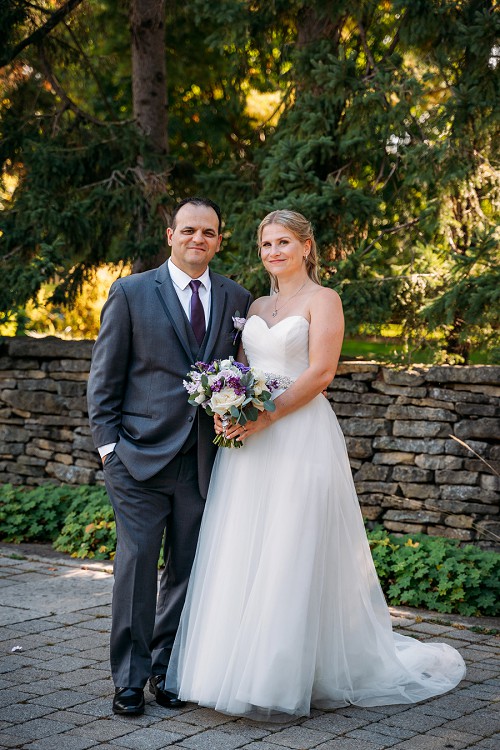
[98,443,116,458]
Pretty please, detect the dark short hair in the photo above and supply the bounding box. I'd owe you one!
[171,197,222,234]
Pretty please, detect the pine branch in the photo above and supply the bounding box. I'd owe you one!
[63,20,117,120]
[38,41,104,126]
[0,0,86,69]
[358,219,421,257]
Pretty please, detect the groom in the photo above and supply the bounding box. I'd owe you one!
[87,197,252,715]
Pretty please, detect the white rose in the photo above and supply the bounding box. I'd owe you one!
[252,369,267,396]
[209,388,245,416]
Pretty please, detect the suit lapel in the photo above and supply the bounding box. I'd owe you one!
[201,271,228,364]
[154,263,196,362]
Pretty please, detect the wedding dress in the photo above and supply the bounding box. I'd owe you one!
[166,315,465,718]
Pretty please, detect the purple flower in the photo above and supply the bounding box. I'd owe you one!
[234,361,250,373]
[211,377,224,393]
[225,375,246,395]
[232,313,247,344]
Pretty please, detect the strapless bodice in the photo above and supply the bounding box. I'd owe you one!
[242,315,310,379]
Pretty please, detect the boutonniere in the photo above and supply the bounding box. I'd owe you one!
[232,311,246,344]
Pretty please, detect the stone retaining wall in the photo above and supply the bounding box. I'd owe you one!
[1,336,499,548]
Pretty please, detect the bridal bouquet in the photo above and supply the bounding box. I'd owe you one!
[184,357,277,448]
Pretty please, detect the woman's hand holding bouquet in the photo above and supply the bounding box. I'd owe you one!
[184,357,277,448]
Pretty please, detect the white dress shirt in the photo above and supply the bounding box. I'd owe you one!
[98,259,212,460]
[167,258,211,326]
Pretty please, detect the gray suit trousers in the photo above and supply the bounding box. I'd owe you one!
[103,445,204,688]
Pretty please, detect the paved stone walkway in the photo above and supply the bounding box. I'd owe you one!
[0,546,498,750]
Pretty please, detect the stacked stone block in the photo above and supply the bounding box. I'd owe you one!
[0,336,101,487]
[0,336,499,548]
[330,362,500,549]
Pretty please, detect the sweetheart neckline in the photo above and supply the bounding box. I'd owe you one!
[247,314,310,331]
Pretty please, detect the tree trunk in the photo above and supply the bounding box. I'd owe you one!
[129,0,169,273]
[130,0,168,154]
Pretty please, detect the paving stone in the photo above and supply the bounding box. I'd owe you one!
[0,703,53,723]
[225,720,271,739]
[152,718,206,737]
[73,718,136,741]
[76,696,114,718]
[0,732,28,748]
[464,735,500,749]
[378,709,446,732]
[1,551,500,750]
[426,726,483,746]
[455,684,500,700]
[0,688,39,704]
[178,728,250,750]
[37,655,97,673]
[62,634,109,650]
[78,646,109,662]
[337,707,394,722]
[444,630,494,643]
[28,690,92,710]
[301,714,369,734]
[0,629,19,643]
[345,729,404,748]
[21,734,97,750]
[444,708,500,734]
[312,739,383,750]
[466,666,500,683]
[0,656,31,674]
[364,723,417,740]
[406,623,456,636]
[79,678,114,696]
[419,694,487,719]
[361,705,411,716]
[387,734,468,749]
[36,668,108,688]
[108,726,184,749]
[3,717,75,739]
[141,700,190,719]
[180,707,236,727]
[264,726,336,748]
[14,621,62,634]
[76,619,112,631]
[45,613,96,625]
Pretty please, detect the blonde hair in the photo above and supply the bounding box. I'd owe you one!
[257,210,321,292]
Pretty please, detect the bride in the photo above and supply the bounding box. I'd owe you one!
[165,209,466,719]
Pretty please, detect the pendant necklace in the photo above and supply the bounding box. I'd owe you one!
[272,281,307,317]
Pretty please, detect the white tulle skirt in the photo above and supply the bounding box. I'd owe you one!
[166,394,465,719]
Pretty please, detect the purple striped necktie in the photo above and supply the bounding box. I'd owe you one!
[189,280,206,345]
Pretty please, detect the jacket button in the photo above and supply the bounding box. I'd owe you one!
[188,416,194,422]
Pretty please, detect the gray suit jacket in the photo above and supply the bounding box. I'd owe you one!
[87,261,252,496]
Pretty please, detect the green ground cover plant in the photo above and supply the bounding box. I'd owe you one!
[53,493,116,560]
[0,483,113,559]
[369,527,500,617]
[1,484,499,614]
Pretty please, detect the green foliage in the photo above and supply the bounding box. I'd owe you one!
[0,1,499,362]
[368,527,500,617]
[0,483,83,542]
[0,482,113,560]
[207,0,500,363]
[53,491,116,560]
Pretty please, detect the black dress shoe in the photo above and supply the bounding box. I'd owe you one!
[149,675,186,708]
[112,687,145,715]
